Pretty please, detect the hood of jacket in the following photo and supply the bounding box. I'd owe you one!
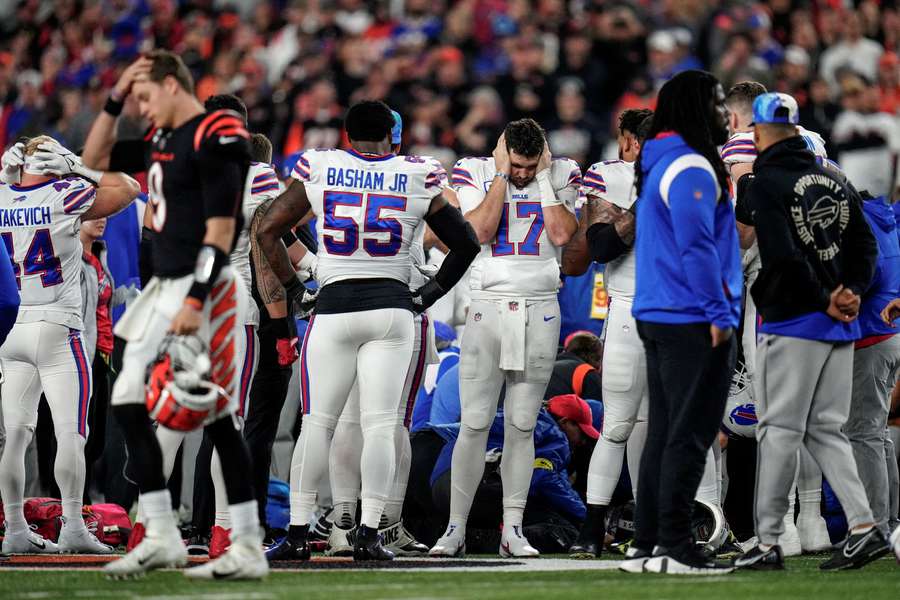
[862,196,896,235]
[754,135,816,173]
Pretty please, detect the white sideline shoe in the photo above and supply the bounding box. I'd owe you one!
[499,525,539,558]
[1,528,59,555]
[184,533,268,580]
[104,525,187,578]
[429,525,466,558]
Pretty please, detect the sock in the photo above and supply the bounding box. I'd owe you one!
[4,502,27,533]
[229,500,259,539]
[503,507,524,530]
[214,508,232,529]
[381,498,403,526]
[142,489,175,534]
[360,500,385,530]
[333,501,356,529]
[759,543,773,551]
[288,523,309,542]
[582,504,608,541]
[850,524,874,535]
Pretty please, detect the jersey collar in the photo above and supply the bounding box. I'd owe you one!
[9,179,58,191]
[345,148,396,162]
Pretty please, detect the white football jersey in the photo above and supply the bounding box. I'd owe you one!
[581,159,636,301]
[232,162,280,326]
[0,177,96,329]
[291,149,444,286]
[721,126,827,165]
[408,156,449,290]
[452,157,580,300]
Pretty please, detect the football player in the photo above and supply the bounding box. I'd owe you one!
[560,109,650,558]
[257,100,479,561]
[0,135,140,554]
[429,119,580,558]
[325,111,450,556]
[81,51,265,579]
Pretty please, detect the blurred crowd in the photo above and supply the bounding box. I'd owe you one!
[1,0,898,189]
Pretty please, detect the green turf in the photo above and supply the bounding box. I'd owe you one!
[0,557,898,599]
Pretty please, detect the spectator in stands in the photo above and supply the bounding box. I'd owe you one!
[820,10,884,93]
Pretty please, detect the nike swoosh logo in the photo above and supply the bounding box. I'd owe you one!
[212,570,238,579]
[543,316,555,322]
[843,532,871,557]
[29,539,45,550]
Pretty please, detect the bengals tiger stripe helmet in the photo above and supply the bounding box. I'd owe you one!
[145,334,229,431]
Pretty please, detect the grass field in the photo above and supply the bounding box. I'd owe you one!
[0,556,898,599]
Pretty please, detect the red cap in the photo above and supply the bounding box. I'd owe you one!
[880,51,899,68]
[547,394,600,440]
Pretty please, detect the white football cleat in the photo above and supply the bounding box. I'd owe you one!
[890,526,900,564]
[57,519,114,554]
[1,528,60,555]
[325,524,355,557]
[103,526,187,578]
[499,525,539,558]
[381,521,429,556]
[619,546,652,573]
[429,525,466,558]
[796,515,832,553]
[779,516,802,557]
[184,533,268,580]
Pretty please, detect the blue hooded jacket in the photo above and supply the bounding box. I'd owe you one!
[430,409,586,523]
[859,197,900,339]
[632,133,742,330]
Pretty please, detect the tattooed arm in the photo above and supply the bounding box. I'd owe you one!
[561,202,592,276]
[256,179,313,294]
[250,197,288,318]
[584,195,635,265]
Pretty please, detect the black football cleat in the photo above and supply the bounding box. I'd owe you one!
[353,525,395,561]
[733,544,785,570]
[265,525,311,562]
[569,539,602,559]
[820,528,890,571]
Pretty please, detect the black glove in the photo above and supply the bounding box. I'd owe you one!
[284,277,317,319]
[412,279,444,314]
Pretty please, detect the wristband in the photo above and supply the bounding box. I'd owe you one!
[296,251,318,279]
[494,172,509,183]
[104,96,124,117]
[187,245,229,304]
[536,170,561,207]
[283,276,307,305]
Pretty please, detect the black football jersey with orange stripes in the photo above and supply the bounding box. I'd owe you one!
[144,109,251,278]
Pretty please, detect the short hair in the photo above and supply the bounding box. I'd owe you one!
[24,135,60,156]
[619,108,653,138]
[636,114,653,142]
[204,94,248,123]
[504,118,545,158]
[565,332,603,366]
[757,122,798,140]
[250,133,273,163]
[344,100,395,143]
[725,81,767,115]
[145,49,194,93]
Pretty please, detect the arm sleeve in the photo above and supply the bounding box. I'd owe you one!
[585,222,629,263]
[667,168,734,329]
[108,139,149,174]
[0,239,19,347]
[840,190,878,295]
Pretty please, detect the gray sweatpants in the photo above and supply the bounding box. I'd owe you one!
[847,335,900,531]
[754,335,874,545]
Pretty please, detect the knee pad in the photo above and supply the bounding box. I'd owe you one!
[602,419,636,445]
[460,402,495,432]
[360,410,401,437]
[303,412,339,433]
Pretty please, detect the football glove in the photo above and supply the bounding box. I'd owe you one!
[0,142,25,184]
[412,279,444,314]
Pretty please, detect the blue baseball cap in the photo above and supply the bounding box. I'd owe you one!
[391,110,403,146]
[752,92,800,126]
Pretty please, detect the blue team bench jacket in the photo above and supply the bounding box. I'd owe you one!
[858,197,900,342]
[632,133,742,331]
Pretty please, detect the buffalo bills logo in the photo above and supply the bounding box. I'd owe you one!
[508,301,519,312]
[729,403,758,426]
